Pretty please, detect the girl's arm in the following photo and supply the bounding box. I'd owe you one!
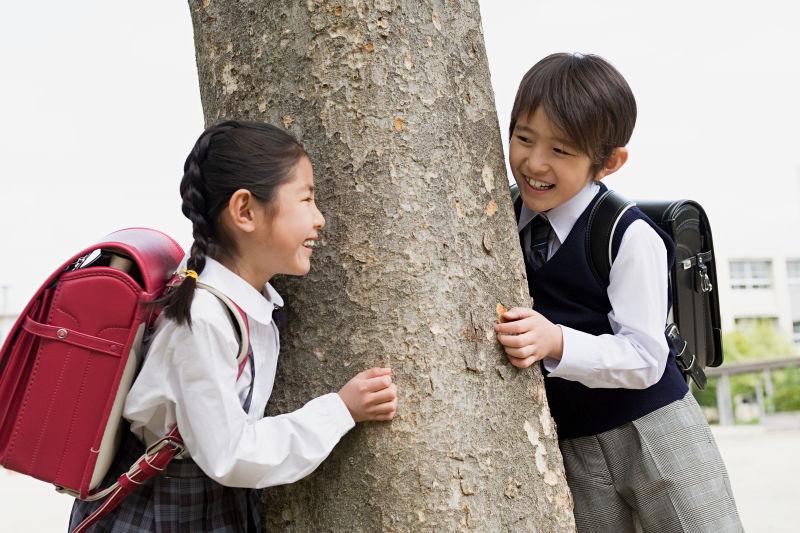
[167,314,356,489]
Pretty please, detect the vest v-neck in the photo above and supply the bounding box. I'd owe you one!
[532,186,604,274]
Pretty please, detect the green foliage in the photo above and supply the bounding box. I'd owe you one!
[770,367,800,413]
[692,379,717,408]
[722,321,795,363]
[693,324,798,412]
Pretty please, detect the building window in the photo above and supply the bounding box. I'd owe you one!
[735,316,779,331]
[794,321,800,344]
[788,260,800,285]
[729,260,772,289]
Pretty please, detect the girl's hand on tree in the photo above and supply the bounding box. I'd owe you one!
[494,307,564,369]
[338,367,398,422]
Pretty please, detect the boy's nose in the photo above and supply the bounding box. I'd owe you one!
[524,150,549,175]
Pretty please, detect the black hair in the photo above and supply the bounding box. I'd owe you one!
[510,53,637,175]
[157,120,307,326]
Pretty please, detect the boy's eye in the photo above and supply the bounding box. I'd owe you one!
[515,134,532,144]
[553,147,573,156]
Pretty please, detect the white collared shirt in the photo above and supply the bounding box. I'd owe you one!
[518,182,671,389]
[123,258,355,488]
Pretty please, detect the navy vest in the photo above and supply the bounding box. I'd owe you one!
[520,184,688,439]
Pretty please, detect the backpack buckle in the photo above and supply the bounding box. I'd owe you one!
[681,252,714,293]
[145,435,185,458]
[665,323,708,389]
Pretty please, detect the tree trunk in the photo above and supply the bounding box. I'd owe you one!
[189,1,575,530]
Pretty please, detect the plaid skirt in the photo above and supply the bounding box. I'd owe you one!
[68,431,262,532]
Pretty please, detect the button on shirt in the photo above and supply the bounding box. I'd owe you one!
[518,182,671,389]
[124,258,355,488]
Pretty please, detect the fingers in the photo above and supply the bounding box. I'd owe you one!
[501,306,535,322]
[367,384,396,405]
[370,397,398,414]
[502,341,544,368]
[504,344,539,359]
[365,384,398,421]
[371,407,398,421]
[361,367,392,379]
[362,374,393,393]
[494,315,537,335]
[344,367,398,423]
[496,331,535,348]
[507,355,539,369]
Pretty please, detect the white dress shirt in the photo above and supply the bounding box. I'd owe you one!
[518,181,670,389]
[124,258,355,488]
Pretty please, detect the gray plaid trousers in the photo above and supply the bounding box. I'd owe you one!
[560,392,742,533]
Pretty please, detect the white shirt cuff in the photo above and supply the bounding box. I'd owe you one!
[317,392,356,436]
[543,325,583,377]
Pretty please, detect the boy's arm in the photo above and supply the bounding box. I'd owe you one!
[543,219,670,389]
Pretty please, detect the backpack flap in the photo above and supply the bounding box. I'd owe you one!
[636,200,723,370]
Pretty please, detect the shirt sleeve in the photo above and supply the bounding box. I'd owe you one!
[542,219,670,389]
[167,317,355,489]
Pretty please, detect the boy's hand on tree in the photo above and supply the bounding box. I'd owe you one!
[494,307,564,369]
[338,367,398,422]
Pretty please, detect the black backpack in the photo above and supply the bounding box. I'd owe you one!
[511,184,722,389]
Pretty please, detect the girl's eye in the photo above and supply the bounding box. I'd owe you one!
[515,134,531,144]
[553,147,573,156]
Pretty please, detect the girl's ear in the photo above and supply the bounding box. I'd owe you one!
[225,189,258,233]
[594,147,629,181]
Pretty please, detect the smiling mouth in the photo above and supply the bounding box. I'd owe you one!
[303,239,317,249]
[525,177,555,190]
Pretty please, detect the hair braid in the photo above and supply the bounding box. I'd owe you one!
[159,122,239,326]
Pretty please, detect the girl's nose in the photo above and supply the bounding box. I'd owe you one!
[314,204,325,230]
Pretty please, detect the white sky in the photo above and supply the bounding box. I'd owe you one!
[1,0,799,314]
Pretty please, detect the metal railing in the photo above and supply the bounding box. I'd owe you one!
[705,356,800,425]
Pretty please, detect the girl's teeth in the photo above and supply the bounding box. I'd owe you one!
[303,240,316,248]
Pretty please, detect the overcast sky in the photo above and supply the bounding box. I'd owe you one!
[1,0,799,314]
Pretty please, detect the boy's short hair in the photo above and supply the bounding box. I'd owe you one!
[510,53,637,175]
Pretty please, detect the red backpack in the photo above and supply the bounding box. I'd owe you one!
[0,228,251,532]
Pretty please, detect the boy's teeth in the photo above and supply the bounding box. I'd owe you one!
[527,177,554,190]
[303,240,316,247]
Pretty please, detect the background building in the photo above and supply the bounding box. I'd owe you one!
[714,173,800,351]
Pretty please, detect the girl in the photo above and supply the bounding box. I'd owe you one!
[69,120,398,532]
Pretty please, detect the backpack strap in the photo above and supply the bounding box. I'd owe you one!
[197,282,252,375]
[510,183,523,221]
[586,192,709,388]
[586,189,636,287]
[71,285,253,533]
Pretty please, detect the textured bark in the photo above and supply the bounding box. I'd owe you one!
[189,1,575,530]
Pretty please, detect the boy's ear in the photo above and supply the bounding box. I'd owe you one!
[225,188,258,233]
[595,147,628,181]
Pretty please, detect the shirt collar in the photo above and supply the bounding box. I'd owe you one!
[517,181,600,245]
[198,257,284,325]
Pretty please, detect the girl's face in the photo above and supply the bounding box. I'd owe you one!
[255,156,325,279]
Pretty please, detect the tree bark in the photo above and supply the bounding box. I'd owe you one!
[189,1,575,530]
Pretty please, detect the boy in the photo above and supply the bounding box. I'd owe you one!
[495,53,741,532]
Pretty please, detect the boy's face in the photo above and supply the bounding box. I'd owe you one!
[509,107,595,213]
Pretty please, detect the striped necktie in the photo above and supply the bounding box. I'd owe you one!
[528,214,553,271]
